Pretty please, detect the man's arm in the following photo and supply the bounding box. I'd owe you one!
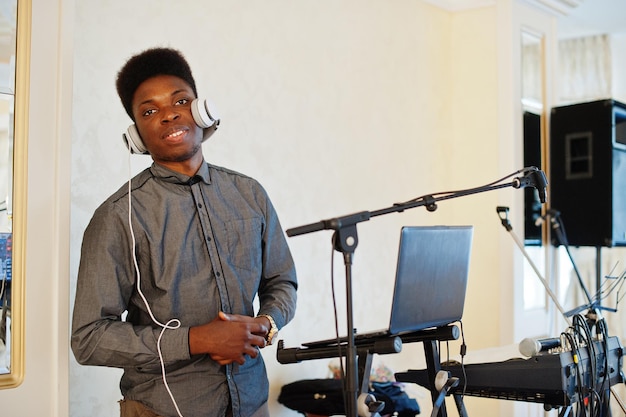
[71,205,191,368]
[256,194,298,330]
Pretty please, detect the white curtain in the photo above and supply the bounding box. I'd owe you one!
[522,39,542,109]
[557,34,612,104]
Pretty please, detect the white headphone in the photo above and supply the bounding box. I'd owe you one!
[122,98,220,154]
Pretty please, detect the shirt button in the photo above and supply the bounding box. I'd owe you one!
[197,203,203,208]
[216,272,221,277]
[207,237,212,242]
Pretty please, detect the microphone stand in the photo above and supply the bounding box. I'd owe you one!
[546,210,617,316]
[496,206,571,326]
[286,167,547,417]
[496,207,626,415]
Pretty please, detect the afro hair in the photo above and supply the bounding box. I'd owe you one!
[115,47,198,120]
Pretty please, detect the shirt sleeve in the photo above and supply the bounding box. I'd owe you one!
[256,191,298,330]
[70,202,191,369]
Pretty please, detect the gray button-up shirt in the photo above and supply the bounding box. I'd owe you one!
[71,161,297,417]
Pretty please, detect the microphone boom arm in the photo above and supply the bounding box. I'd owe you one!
[287,167,546,238]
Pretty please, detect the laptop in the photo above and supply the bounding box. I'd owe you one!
[302,225,473,347]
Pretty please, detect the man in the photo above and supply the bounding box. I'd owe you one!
[71,47,298,417]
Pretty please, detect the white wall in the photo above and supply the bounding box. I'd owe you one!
[0,1,530,417]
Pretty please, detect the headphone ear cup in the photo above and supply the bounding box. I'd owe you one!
[122,124,149,154]
[191,98,221,143]
[201,124,219,142]
[191,98,220,129]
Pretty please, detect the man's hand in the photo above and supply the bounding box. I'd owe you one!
[219,312,271,339]
[189,312,269,365]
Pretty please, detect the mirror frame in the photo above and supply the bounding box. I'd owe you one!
[0,0,31,389]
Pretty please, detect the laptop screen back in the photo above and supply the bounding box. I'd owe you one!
[388,225,473,335]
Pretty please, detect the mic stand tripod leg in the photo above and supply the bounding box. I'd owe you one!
[453,393,468,417]
[424,340,449,417]
[357,351,374,395]
[430,375,460,417]
[356,352,384,417]
[558,405,572,417]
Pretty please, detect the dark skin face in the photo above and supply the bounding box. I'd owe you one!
[132,74,204,176]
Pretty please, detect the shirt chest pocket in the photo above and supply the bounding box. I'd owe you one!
[224,217,263,272]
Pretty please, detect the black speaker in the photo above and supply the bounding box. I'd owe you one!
[550,99,626,247]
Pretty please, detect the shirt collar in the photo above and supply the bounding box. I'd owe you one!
[149,161,211,185]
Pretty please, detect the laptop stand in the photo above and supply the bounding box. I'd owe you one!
[278,324,466,417]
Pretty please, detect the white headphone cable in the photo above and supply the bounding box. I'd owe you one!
[127,151,184,417]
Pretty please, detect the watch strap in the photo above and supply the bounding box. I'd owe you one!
[258,314,278,345]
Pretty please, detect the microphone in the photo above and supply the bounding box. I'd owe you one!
[518,336,561,357]
[513,167,548,204]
